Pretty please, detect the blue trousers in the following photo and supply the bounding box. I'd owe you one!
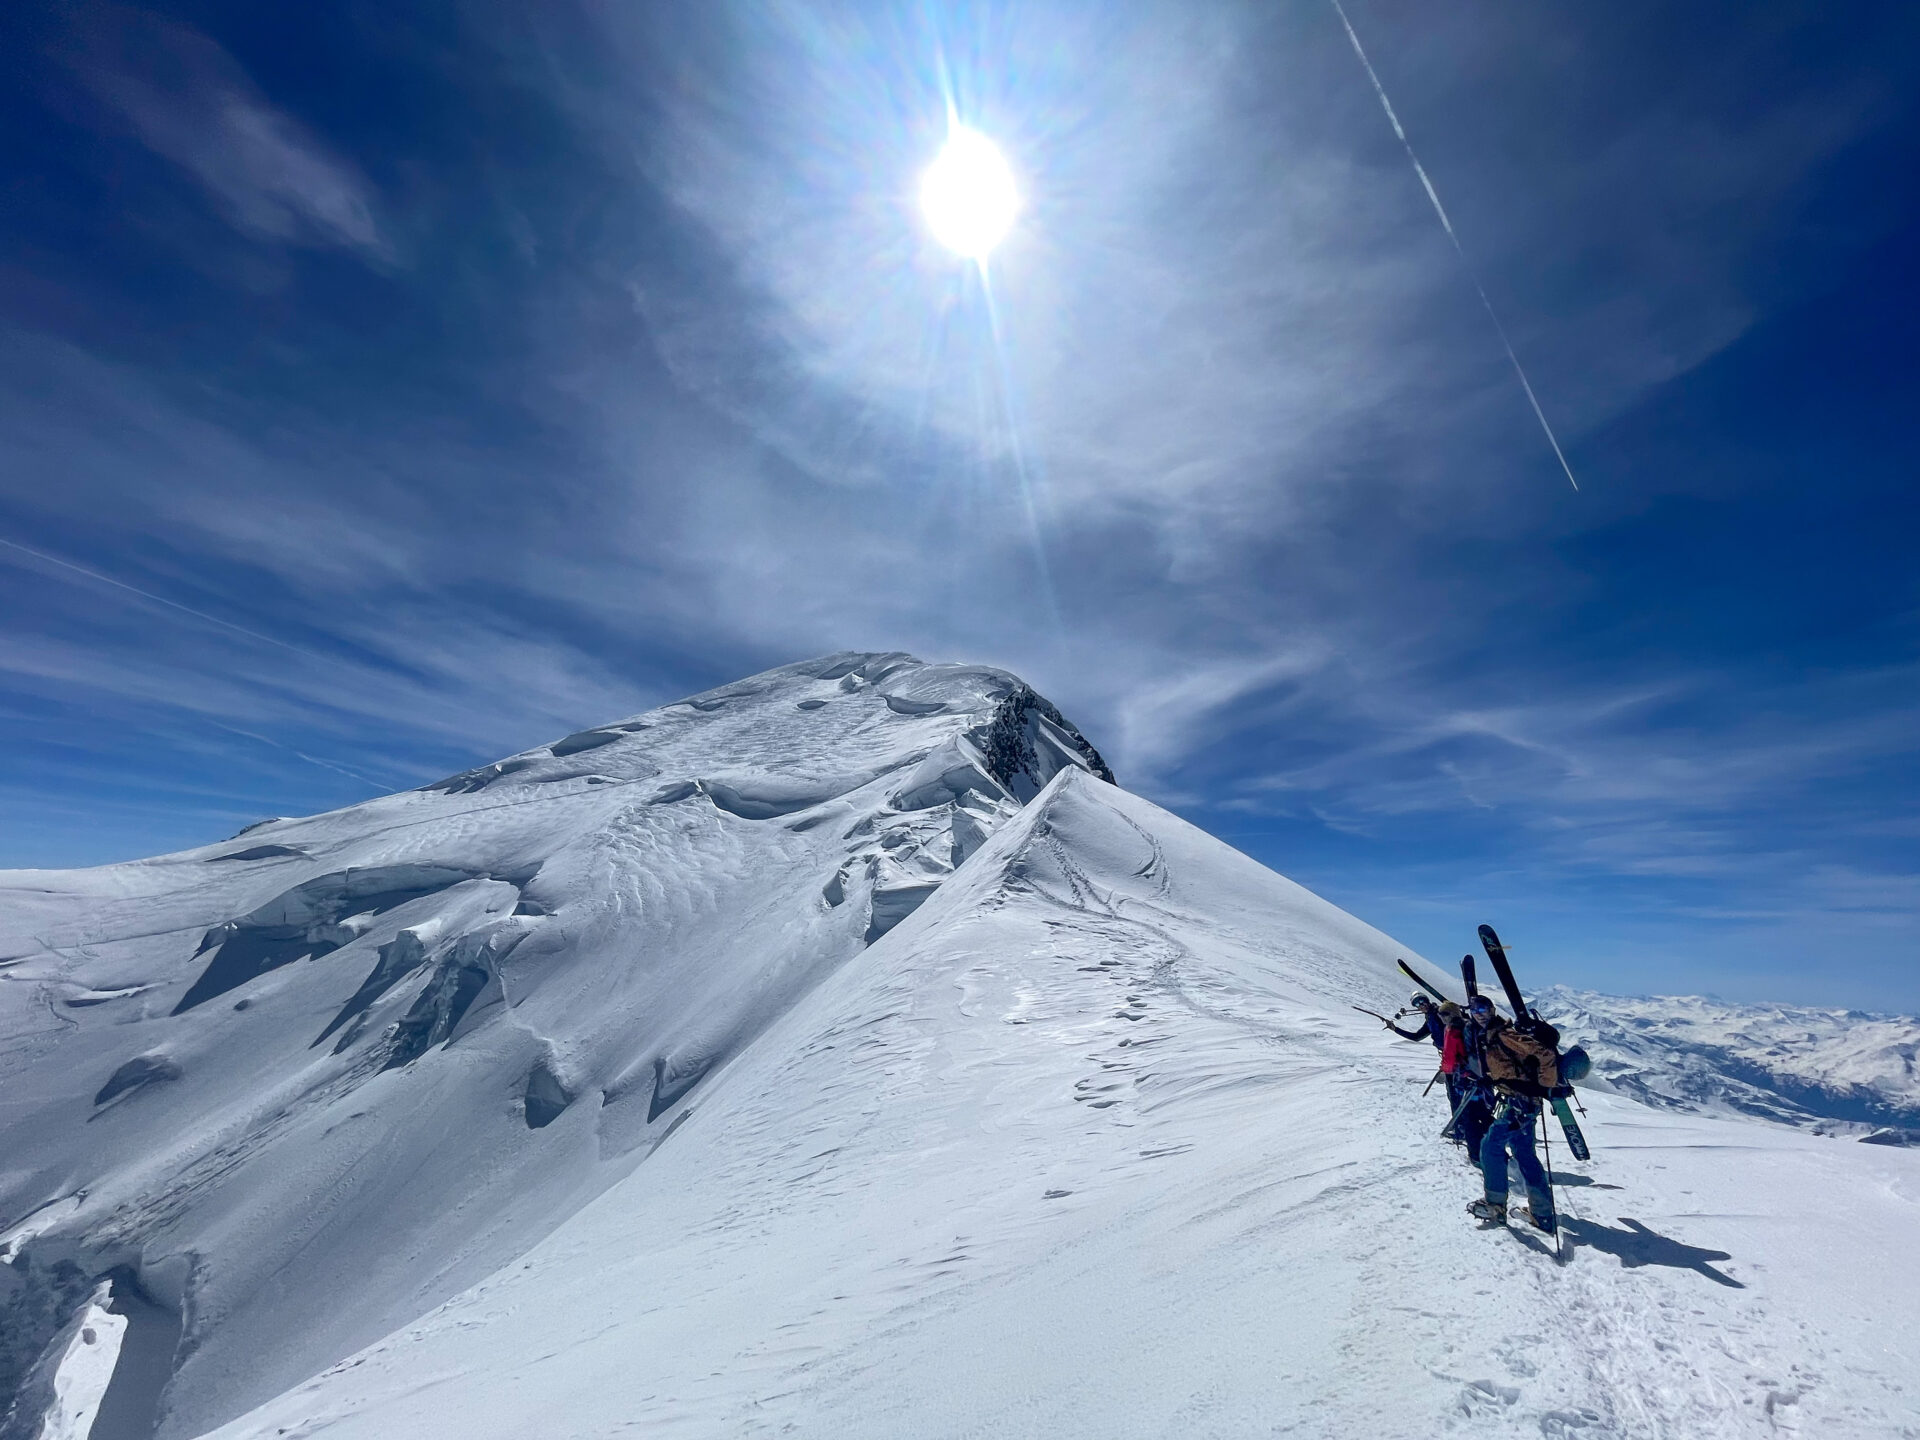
[1479,1099,1554,1221]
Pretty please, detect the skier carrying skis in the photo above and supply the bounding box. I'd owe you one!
[1445,1002,1493,1163]
[1389,996,1480,1144]
[1464,994,1560,1235]
[1385,994,1448,1053]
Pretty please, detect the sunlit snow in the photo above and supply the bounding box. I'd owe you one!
[1,654,1916,1439]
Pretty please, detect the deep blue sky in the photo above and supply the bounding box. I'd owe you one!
[2,2,1916,1009]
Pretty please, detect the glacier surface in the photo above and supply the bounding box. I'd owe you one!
[2,653,1916,1438]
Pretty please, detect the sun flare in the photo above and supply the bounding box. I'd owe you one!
[920,127,1018,261]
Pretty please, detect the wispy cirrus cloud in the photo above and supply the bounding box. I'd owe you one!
[69,8,389,260]
[1,0,1916,1006]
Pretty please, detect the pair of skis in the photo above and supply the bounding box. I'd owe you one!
[1475,924,1591,1163]
[1397,927,1590,1162]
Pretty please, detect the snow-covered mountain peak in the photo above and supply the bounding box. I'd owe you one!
[5,655,1919,1439]
[0,653,1118,1437]
[407,651,1113,809]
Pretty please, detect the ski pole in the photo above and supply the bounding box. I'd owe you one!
[1421,1069,1442,1097]
[1539,1106,1564,1262]
[1351,1005,1395,1026]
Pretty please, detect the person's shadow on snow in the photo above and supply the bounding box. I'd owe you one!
[1550,1172,1623,1190]
[1561,1217,1744,1288]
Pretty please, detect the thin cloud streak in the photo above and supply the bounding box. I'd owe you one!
[0,534,333,663]
[1329,0,1579,492]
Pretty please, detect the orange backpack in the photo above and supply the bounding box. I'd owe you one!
[1483,1021,1560,1091]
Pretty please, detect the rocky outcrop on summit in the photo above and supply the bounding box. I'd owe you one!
[970,683,1115,796]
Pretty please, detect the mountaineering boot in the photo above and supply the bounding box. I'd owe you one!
[1521,1207,1557,1236]
[1467,1198,1506,1225]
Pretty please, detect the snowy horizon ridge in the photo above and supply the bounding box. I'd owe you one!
[3,652,1918,1438]
[1538,986,1920,1138]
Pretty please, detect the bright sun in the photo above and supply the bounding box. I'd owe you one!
[920,127,1018,261]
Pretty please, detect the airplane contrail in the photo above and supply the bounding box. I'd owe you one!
[0,533,333,660]
[0,533,403,786]
[1329,0,1580,493]
[207,718,389,787]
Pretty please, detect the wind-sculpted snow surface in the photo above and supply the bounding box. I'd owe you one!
[1538,986,1920,1136]
[5,656,1920,1439]
[199,770,1920,1440]
[0,654,1112,1439]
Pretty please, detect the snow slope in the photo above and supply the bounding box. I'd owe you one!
[4,653,1919,1438]
[1538,987,1920,1135]
[0,654,1112,1438]
[205,770,1920,1440]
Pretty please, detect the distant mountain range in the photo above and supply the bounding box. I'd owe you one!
[1538,985,1920,1139]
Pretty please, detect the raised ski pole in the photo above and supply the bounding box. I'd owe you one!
[1351,1005,1396,1026]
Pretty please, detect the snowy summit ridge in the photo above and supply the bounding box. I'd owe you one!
[5,652,1919,1439]
[0,654,1117,1436]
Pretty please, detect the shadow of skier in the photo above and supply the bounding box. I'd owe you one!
[1561,1217,1744,1288]
[1550,1173,1623,1191]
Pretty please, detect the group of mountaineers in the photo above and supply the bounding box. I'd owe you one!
[1365,925,1592,1243]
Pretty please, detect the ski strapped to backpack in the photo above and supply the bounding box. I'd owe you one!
[1396,957,1451,1006]
[1460,954,1481,1004]
[1477,923,1592,1162]
[1549,1095,1590,1162]
[1476,924,1530,1025]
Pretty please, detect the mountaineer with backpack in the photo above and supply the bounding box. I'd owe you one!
[1385,994,1448,1054]
[1445,1000,1494,1163]
[1390,995,1490,1161]
[1463,993,1561,1235]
